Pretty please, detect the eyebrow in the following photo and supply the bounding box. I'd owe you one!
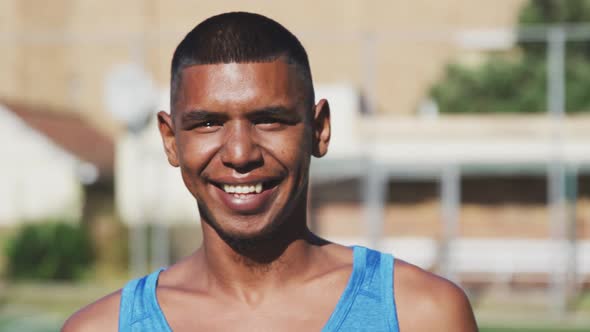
[247,106,302,122]
[180,109,226,124]
[178,105,303,126]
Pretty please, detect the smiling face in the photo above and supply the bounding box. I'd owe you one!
[158,60,330,243]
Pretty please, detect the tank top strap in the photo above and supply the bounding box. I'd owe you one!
[379,249,400,331]
[118,268,170,331]
[357,246,383,292]
[330,246,400,331]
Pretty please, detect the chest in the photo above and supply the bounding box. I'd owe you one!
[159,288,343,332]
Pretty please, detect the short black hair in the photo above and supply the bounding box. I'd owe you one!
[170,12,314,111]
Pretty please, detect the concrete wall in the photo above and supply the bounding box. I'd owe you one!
[0,0,526,136]
[0,105,83,225]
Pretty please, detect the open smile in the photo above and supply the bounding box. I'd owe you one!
[209,178,282,213]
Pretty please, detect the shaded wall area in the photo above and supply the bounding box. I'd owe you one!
[311,175,590,239]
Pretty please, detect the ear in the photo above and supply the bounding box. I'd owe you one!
[157,111,180,167]
[311,98,330,158]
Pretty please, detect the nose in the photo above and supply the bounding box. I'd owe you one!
[220,121,263,172]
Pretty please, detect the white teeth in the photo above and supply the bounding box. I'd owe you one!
[222,183,264,194]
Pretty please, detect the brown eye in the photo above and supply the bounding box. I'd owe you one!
[195,120,223,133]
[254,117,284,130]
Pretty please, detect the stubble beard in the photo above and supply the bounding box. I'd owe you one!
[196,186,308,266]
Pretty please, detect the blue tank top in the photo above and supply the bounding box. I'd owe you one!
[118,246,400,331]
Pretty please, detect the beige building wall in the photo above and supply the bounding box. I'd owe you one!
[0,0,21,101]
[0,0,526,136]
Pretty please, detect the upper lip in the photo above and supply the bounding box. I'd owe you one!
[207,175,283,186]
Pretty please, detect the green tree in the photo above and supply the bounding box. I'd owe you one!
[431,0,590,114]
[4,221,94,281]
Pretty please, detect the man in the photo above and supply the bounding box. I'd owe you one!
[63,12,477,331]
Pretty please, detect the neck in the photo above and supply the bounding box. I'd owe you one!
[196,199,328,296]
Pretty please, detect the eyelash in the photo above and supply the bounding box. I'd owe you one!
[196,120,222,128]
[189,118,290,132]
[253,117,281,125]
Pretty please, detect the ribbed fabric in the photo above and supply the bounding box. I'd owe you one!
[322,246,399,331]
[118,246,399,331]
[118,267,171,332]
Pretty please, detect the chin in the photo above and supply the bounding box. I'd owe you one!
[213,221,287,256]
[220,221,277,241]
[199,200,284,245]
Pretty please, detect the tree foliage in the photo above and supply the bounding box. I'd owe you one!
[431,0,590,113]
[4,222,94,281]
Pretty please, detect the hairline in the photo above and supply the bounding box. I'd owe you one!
[170,56,315,116]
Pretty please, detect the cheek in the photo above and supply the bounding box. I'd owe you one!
[260,129,310,171]
[177,133,221,175]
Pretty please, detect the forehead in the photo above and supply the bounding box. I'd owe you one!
[175,60,304,112]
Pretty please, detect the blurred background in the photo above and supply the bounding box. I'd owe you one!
[0,0,589,331]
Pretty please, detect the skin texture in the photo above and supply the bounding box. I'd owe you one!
[62,60,478,332]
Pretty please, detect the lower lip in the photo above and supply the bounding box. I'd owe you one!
[212,184,277,214]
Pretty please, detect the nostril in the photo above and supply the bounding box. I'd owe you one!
[227,159,264,174]
[220,132,264,171]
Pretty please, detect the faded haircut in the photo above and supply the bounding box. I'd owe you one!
[170,12,314,112]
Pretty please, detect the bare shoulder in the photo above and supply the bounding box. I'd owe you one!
[61,290,121,332]
[394,259,478,332]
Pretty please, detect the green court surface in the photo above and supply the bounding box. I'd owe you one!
[1,319,588,332]
[481,329,589,332]
[1,313,589,332]
[2,308,589,332]
[1,282,589,332]
[0,315,62,332]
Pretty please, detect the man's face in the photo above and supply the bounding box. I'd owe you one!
[159,60,330,241]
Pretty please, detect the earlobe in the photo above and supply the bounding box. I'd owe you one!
[312,99,331,158]
[157,111,180,167]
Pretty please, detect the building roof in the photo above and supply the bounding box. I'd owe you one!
[312,114,590,181]
[1,100,114,180]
